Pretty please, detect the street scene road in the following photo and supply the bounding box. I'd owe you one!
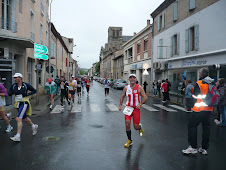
[1,81,226,170]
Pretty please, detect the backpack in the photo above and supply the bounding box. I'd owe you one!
[203,84,220,107]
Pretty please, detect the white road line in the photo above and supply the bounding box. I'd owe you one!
[142,104,159,112]
[106,103,119,112]
[153,104,177,112]
[90,104,101,112]
[50,105,64,114]
[71,104,82,113]
[169,105,187,112]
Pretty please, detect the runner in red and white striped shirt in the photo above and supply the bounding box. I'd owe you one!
[119,74,148,148]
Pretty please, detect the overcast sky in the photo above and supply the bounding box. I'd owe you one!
[51,0,164,69]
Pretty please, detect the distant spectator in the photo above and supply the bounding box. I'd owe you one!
[161,80,168,103]
[181,77,186,104]
[185,80,194,112]
[153,80,157,96]
[143,81,148,93]
[54,75,61,95]
[157,80,161,98]
[166,79,171,101]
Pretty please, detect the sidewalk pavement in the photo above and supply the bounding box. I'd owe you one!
[3,94,60,119]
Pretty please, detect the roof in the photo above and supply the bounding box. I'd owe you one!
[122,36,133,42]
[151,0,176,18]
[113,50,123,60]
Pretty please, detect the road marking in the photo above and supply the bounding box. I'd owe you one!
[71,104,82,113]
[90,104,101,112]
[153,104,177,112]
[142,104,159,112]
[106,103,119,112]
[50,105,64,114]
[169,105,187,112]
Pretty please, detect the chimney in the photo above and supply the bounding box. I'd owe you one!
[134,32,136,36]
[147,20,150,26]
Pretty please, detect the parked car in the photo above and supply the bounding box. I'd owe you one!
[110,80,116,87]
[113,79,127,89]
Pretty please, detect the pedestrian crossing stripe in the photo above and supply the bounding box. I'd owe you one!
[142,104,159,112]
[90,104,101,112]
[169,105,187,112]
[71,104,82,113]
[153,104,177,112]
[50,105,64,114]
[106,103,118,112]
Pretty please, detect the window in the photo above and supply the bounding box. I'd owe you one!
[159,39,163,59]
[117,30,119,38]
[173,2,177,21]
[40,0,44,16]
[189,0,196,10]
[144,39,148,51]
[157,13,165,31]
[51,42,54,57]
[137,43,140,54]
[19,0,22,13]
[113,30,115,38]
[185,25,199,53]
[171,34,180,56]
[27,58,32,85]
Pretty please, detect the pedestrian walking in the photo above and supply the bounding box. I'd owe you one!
[153,80,157,96]
[103,77,110,99]
[68,76,77,105]
[166,79,171,101]
[60,76,69,106]
[118,74,148,148]
[157,80,161,98]
[161,80,168,103]
[77,78,82,100]
[143,81,148,93]
[54,75,61,95]
[0,83,13,132]
[8,73,38,142]
[45,78,57,109]
[182,68,214,155]
[85,76,91,97]
[185,80,194,112]
[216,78,226,127]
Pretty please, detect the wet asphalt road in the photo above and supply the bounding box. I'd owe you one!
[1,81,226,170]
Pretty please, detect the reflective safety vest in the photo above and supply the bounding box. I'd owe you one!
[192,80,213,112]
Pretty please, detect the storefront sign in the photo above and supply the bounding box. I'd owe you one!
[181,58,207,67]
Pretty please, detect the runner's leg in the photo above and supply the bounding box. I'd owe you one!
[0,109,10,126]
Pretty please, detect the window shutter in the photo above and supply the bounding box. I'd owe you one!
[177,33,180,55]
[194,25,199,51]
[173,2,178,21]
[157,16,160,31]
[162,13,165,29]
[189,0,196,10]
[185,29,189,53]
[171,36,173,57]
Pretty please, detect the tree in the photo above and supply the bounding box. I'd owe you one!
[95,61,100,76]
[80,70,88,75]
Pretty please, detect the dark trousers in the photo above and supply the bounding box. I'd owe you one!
[188,111,211,150]
[166,92,170,100]
[61,90,68,104]
[162,92,167,101]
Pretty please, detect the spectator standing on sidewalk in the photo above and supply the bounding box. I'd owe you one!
[185,80,194,112]
[143,81,148,93]
[0,83,13,132]
[182,67,213,155]
[157,80,161,98]
[216,78,226,127]
[54,75,61,96]
[181,78,186,104]
[161,80,168,103]
[166,79,171,101]
[153,80,157,96]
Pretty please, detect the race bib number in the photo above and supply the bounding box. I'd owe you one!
[77,84,81,87]
[69,86,73,91]
[123,106,134,116]
[60,85,64,89]
[15,94,23,101]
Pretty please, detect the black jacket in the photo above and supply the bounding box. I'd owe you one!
[8,82,36,97]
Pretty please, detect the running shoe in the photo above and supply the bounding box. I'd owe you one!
[7,112,12,118]
[182,146,198,154]
[198,148,208,155]
[124,139,133,148]
[50,105,53,109]
[10,135,21,142]
[214,119,221,125]
[139,124,144,136]
[6,125,13,133]
[32,124,38,136]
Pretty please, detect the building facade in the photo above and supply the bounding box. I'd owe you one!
[113,49,124,79]
[151,0,226,93]
[123,20,152,92]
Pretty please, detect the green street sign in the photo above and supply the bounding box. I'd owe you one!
[34,43,48,54]
[34,53,48,60]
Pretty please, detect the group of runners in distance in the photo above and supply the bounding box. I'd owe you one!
[0,72,147,148]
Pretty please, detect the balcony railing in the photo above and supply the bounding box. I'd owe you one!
[0,18,17,33]
[30,32,35,42]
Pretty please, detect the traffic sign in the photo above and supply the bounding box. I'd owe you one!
[46,66,54,73]
[34,53,48,60]
[34,43,48,54]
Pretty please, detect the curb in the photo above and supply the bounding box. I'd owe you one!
[148,94,184,106]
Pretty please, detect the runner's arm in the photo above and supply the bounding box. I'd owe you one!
[26,83,36,96]
[137,86,148,109]
[0,84,8,97]
[119,86,127,110]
